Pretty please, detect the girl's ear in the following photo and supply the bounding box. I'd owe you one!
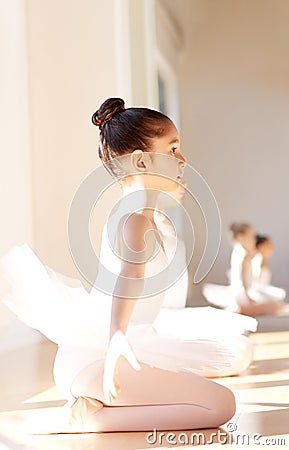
[130,150,149,172]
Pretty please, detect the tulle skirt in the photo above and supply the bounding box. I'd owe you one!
[203,282,286,312]
[0,244,257,399]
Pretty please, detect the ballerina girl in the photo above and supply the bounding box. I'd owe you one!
[250,234,286,306]
[229,224,285,315]
[253,235,274,288]
[0,98,238,432]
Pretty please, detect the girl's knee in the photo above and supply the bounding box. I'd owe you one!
[211,385,236,426]
[219,388,236,425]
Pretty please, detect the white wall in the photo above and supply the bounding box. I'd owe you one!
[161,0,289,305]
[26,0,120,281]
[0,0,33,274]
[0,0,40,350]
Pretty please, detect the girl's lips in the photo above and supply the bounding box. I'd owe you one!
[176,176,186,186]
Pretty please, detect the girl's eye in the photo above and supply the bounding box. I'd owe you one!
[171,147,177,155]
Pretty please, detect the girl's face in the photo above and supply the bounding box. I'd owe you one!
[258,240,273,258]
[131,123,186,194]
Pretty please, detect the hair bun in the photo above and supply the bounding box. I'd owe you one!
[229,223,238,235]
[229,222,251,238]
[92,98,125,130]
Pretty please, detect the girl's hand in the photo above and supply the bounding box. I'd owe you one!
[103,330,141,405]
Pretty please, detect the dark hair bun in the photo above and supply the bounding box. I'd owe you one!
[229,223,238,235]
[256,234,269,247]
[92,98,125,130]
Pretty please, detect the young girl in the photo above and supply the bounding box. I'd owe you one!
[251,235,286,305]
[0,98,237,432]
[253,235,274,288]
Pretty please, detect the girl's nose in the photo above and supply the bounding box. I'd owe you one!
[179,156,186,170]
[179,152,186,165]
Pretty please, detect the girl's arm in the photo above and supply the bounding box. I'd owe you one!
[103,213,153,404]
[110,212,152,337]
[241,255,255,301]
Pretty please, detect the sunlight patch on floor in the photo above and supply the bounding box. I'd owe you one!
[23,386,65,404]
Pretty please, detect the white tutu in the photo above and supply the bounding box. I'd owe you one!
[0,236,257,398]
[0,243,111,349]
[0,242,257,343]
[154,306,257,339]
[202,283,239,312]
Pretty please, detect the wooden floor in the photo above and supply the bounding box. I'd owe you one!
[0,316,288,449]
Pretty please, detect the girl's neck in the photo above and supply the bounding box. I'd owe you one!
[122,183,160,222]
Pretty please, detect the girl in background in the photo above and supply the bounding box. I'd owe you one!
[253,235,274,288]
[251,234,286,305]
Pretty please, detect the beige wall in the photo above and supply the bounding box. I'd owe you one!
[161,0,289,304]
[0,0,33,270]
[0,0,38,350]
[26,0,119,281]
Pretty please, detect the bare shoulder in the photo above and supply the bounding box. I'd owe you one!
[117,213,152,252]
[242,254,253,270]
[118,212,152,232]
[242,253,253,263]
